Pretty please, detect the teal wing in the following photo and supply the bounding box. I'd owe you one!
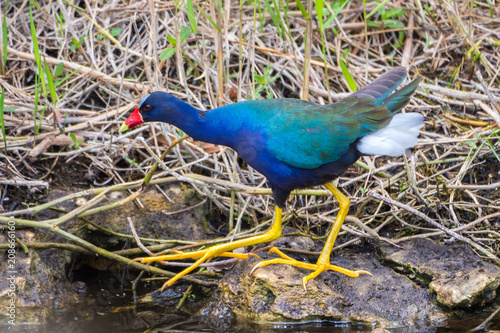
[263,67,418,169]
[264,97,392,169]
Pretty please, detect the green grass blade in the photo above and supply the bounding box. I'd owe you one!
[366,0,391,19]
[194,2,220,32]
[323,0,350,28]
[34,76,40,135]
[294,0,310,21]
[55,67,81,87]
[43,58,62,123]
[486,138,500,162]
[0,88,6,150]
[29,2,46,97]
[43,58,57,103]
[264,0,281,37]
[36,105,47,135]
[315,0,324,30]
[258,0,263,31]
[447,64,461,88]
[186,0,197,34]
[1,13,7,75]
[29,4,42,73]
[340,59,357,92]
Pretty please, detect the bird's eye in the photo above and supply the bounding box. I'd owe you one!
[144,105,152,112]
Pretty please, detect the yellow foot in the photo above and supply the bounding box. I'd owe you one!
[250,248,372,291]
[135,248,259,290]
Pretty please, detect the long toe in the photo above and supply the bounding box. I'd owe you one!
[355,269,373,276]
[302,267,324,291]
[251,250,372,290]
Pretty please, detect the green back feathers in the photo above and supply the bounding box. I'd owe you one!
[263,68,419,169]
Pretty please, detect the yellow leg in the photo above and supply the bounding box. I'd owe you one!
[251,183,371,290]
[137,206,283,289]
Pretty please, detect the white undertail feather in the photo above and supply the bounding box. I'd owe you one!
[357,113,424,156]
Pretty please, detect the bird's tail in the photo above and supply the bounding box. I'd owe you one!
[352,67,408,105]
[356,69,423,157]
[382,78,421,115]
[357,113,424,156]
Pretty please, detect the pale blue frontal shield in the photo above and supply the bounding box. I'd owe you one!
[139,94,151,106]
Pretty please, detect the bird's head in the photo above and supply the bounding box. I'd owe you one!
[119,92,186,132]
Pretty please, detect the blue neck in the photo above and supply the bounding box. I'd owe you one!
[165,100,232,146]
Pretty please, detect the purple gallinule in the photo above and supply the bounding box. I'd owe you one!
[120,67,423,289]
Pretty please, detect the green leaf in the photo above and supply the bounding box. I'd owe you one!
[70,37,79,50]
[167,34,177,47]
[54,62,64,77]
[269,73,280,84]
[367,20,381,28]
[110,27,121,37]
[340,59,357,92]
[186,0,197,34]
[125,157,139,166]
[384,19,404,29]
[96,33,105,40]
[159,47,176,61]
[366,0,391,18]
[255,75,266,85]
[70,35,85,50]
[69,132,81,149]
[385,8,405,18]
[294,0,310,21]
[179,26,191,44]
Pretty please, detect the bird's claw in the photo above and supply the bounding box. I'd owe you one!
[251,247,372,290]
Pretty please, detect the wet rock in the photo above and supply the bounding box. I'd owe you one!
[370,328,391,333]
[0,247,86,324]
[87,184,210,242]
[36,184,210,248]
[371,329,391,333]
[379,238,500,308]
[200,249,447,328]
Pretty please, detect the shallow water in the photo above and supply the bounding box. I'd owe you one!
[3,306,497,333]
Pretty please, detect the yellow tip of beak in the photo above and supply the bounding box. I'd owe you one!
[119,122,129,133]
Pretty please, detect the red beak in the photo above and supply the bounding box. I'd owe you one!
[119,107,144,132]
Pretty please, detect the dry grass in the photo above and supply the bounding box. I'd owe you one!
[0,0,499,282]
